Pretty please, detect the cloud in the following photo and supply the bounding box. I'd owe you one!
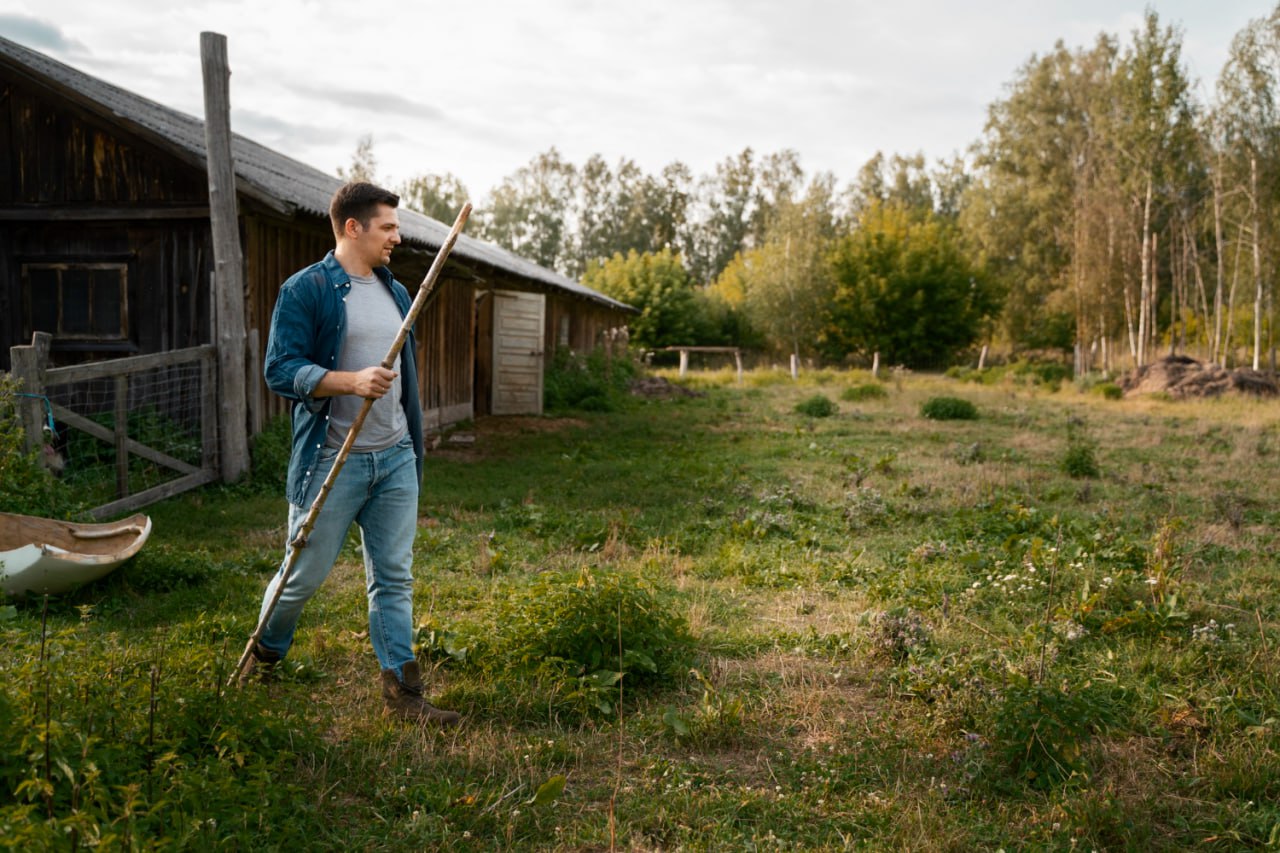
[231,107,331,144]
[0,13,87,52]
[285,81,446,121]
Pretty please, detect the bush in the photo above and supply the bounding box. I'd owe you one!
[425,568,694,696]
[921,396,978,421]
[841,383,888,402]
[1061,417,1100,478]
[249,414,292,491]
[0,376,81,517]
[1061,442,1099,478]
[1093,382,1123,400]
[989,676,1122,788]
[794,394,839,418]
[544,349,639,413]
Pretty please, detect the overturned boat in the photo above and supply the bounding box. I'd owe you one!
[0,512,152,595]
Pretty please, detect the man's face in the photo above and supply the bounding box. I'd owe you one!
[348,204,401,268]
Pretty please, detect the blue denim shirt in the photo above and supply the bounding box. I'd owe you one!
[264,250,424,506]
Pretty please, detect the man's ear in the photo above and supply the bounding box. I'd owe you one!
[344,217,363,239]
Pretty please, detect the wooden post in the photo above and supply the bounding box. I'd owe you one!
[245,328,261,438]
[734,349,743,384]
[9,332,52,455]
[871,352,880,380]
[790,353,798,380]
[201,31,249,482]
[114,375,129,498]
[678,349,688,378]
[978,345,988,370]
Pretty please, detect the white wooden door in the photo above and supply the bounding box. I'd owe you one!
[491,290,545,415]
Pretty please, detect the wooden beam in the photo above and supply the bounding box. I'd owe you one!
[49,402,200,477]
[0,206,211,221]
[201,32,249,483]
[44,345,215,385]
[89,469,219,520]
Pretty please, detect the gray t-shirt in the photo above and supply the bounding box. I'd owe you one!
[325,272,408,451]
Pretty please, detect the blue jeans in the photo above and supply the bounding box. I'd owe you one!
[257,437,419,672]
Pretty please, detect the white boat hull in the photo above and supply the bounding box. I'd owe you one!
[0,513,152,595]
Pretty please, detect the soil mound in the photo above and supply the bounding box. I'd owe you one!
[1120,355,1278,398]
[629,376,704,399]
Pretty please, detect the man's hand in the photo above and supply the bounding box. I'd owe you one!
[316,366,398,399]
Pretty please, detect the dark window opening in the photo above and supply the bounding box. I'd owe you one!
[22,262,129,342]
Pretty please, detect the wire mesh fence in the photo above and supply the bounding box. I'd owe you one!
[36,345,220,516]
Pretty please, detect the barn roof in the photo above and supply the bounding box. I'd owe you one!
[0,35,632,313]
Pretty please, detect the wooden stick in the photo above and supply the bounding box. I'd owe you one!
[230,203,472,687]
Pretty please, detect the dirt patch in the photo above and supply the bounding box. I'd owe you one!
[427,415,588,460]
[629,376,705,399]
[1120,355,1278,399]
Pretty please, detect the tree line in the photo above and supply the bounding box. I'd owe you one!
[345,7,1280,371]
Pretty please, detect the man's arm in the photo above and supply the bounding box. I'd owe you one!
[314,366,398,399]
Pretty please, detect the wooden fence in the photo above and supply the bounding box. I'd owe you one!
[10,332,219,519]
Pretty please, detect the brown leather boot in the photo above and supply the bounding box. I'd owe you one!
[237,643,282,687]
[380,660,461,727]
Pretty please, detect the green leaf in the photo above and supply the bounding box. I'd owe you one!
[529,774,566,807]
[663,705,691,738]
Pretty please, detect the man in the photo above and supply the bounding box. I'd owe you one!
[245,181,459,727]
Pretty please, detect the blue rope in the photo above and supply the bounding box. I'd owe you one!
[15,392,56,436]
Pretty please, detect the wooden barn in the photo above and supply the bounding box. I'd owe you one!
[0,33,633,437]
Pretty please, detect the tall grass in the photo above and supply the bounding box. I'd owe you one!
[2,369,1277,849]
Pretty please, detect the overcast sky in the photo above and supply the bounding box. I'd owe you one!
[1,1,1274,198]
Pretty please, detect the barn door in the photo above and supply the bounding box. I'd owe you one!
[491,290,545,416]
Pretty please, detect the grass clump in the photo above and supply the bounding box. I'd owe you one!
[794,394,839,418]
[423,567,694,714]
[841,382,889,402]
[921,396,979,420]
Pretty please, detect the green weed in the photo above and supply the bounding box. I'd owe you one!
[921,396,979,420]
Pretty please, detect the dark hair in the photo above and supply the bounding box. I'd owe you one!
[329,182,400,240]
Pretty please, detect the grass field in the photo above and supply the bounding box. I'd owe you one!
[3,368,1279,850]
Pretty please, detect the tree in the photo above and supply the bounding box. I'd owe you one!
[572,157,691,276]
[825,202,998,368]
[398,172,471,223]
[1112,11,1198,365]
[684,148,757,284]
[337,134,378,183]
[477,148,577,273]
[962,35,1124,360]
[711,175,838,359]
[1214,7,1280,369]
[581,249,710,349]
[842,152,938,222]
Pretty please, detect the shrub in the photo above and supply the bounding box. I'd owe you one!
[921,396,978,421]
[1061,417,1100,478]
[249,414,292,491]
[841,383,889,402]
[544,348,639,413]
[0,376,81,517]
[426,567,694,694]
[794,394,838,418]
[989,676,1122,788]
[1093,382,1123,400]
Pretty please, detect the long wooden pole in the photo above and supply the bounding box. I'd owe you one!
[200,32,250,482]
[230,203,472,686]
